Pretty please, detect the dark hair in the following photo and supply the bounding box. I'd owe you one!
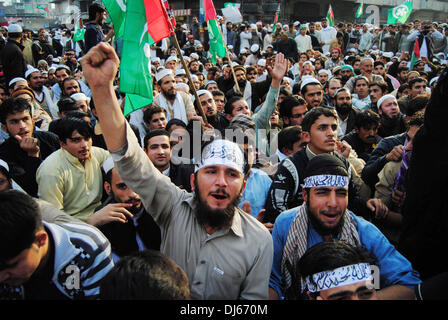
[279,95,306,118]
[355,110,380,130]
[301,107,337,132]
[57,97,79,113]
[397,66,409,73]
[409,77,427,89]
[211,89,225,97]
[143,129,170,150]
[368,80,388,93]
[165,118,187,133]
[296,240,377,298]
[62,77,80,95]
[279,87,291,97]
[374,61,385,68]
[278,125,303,152]
[292,82,301,95]
[99,250,190,300]
[89,3,106,21]
[397,83,410,94]
[143,106,167,125]
[224,96,245,115]
[407,110,425,128]
[53,117,92,143]
[0,97,32,125]
[64,110,91,121]
[0,190,43,265]
[407,93,430,117]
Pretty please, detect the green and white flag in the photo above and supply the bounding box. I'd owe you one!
[387,1,413,24]
[120,0,154,116]
[73,15,85,42]
[355,3,364,19]
[102,0,127,38]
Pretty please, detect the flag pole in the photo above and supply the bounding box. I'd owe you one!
[215,19,241,94]
[170,31,209,124]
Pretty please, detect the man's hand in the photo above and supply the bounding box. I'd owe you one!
[267,53,287,88]
[242,201,274,233]
[336,140,352,159]
[385,145,404,162]
[15,135,40,157]
[86,203,134,227]
[367,198,389,219]
[391,189,405,208]
[81,42,120,90]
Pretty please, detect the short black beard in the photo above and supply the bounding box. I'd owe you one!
[193,179,241,229]
[306,201,344,238]
[336,103,352,116]
[163,90,176,101]
[238,79,247,89]
[110,190,142,215]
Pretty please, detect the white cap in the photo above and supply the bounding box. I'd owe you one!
[102,157,114,174]
[190,53,199,60]
[195,139,245,175]
[175,69,186,76]
[257,59,266,67]
[0,159,9,172]
[9,77,27,87]
[165,55,178,64]
[318,69,331,76]
[176,82,190,90]
[250,44,259,53]
[377,94,396,109]
[153,57,161,64]
[155,68,174,82]
[382,52,394,59]
[250,24,257,30]
[300,76,321,91]
[293,21,300,26]
[197,89,211,97]
[227,45,234,50]
[8,24,22,33]
[25,67,40,79]
[70,92,90,103]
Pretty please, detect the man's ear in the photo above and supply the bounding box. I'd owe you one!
[104,181,111,195]
[301,131,311,144]
[302,188,308,203]
[225,113,233,121]
[282,116,290,126]
[34,230,48,248]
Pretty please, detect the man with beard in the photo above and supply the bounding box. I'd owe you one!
[269,153,421,300]
[88,158,161,262]
[197,90,229,134]
[334,88,360,139]
[81,42,273,300]
[225,65,272,112]
[26,68,58,119]
[377,95,407,138]
[36,118,109,222]
[85,3,107,53]
[152,69,196,125]
[324,47,345,71]
[51,65,91,107]
[342,110,381,162]
[300,77,326,109]
[263,107,387,224]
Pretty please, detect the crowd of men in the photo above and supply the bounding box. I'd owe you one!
[0,2,447,300]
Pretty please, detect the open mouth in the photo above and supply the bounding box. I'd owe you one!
[211,193,228,200]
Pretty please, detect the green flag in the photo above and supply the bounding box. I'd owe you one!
[102,0,127,38]
[205,0,226,65]
[120,0,154,116]
[387,1,413,24]
[355,3,364,19]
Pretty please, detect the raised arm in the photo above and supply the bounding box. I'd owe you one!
[81,42,125,152]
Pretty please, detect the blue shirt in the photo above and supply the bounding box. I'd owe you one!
[270,207,421,299]
[239,168,272,218]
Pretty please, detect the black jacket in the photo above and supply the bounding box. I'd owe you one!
[399,67,448,280]
[377,113,407,138]
[338,108,359,137]
[0,39,27,86]
[31,39,55,64]
[84,22,105,54]
[225,76,273,112]
[0,130,59,196]
[342,130,382,163]
[97,197,161,258]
